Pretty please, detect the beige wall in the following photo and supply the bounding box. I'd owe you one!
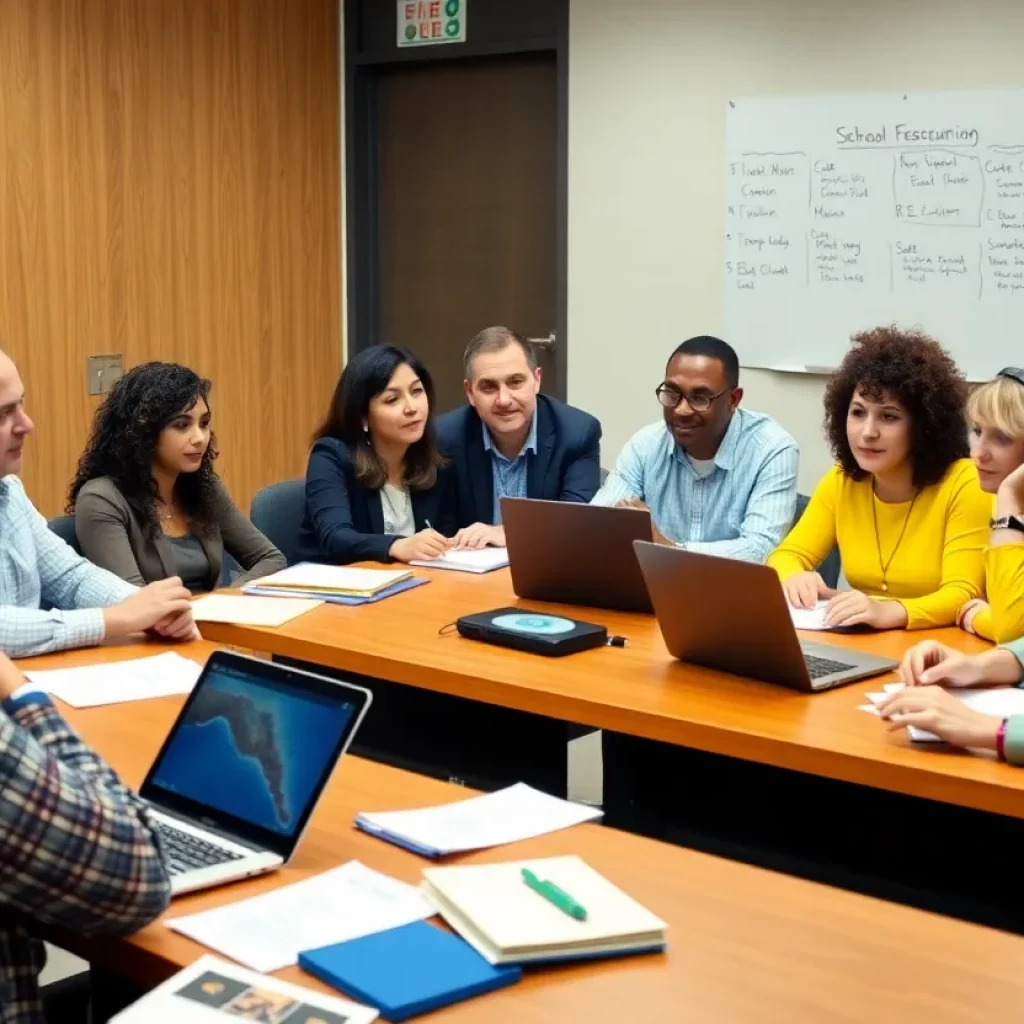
[567,0,1024,491]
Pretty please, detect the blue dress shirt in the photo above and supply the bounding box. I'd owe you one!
[483,414,539,525]
[0,476,136,657]
[591,408,799,563]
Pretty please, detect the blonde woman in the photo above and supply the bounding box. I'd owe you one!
[957,368,1024,642]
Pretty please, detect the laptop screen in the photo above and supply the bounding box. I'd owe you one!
[144,653,366,845]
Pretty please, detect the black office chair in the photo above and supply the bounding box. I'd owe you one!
[794,493,841,589]
[250,479,306,566]
[47,514,82,555]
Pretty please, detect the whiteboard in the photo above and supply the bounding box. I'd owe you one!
[723,89,1024,377]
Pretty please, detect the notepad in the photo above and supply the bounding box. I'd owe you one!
[244,576,428,606]
[110,953,378,1024]
[355,783,603,858]
[251,563,413,597]
[300,922,521,1022]
[168,861,436,973]
[409,547,509,574]
[25,651,202,708]
[422,856,667,965]
[191,594,323,626]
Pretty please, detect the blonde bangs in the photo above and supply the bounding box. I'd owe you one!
[968,377,1024,438]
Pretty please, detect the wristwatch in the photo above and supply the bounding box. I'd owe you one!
[991,514,1024,533]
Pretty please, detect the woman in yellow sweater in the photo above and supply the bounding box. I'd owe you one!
[956,369,1024,642]
[767,326,990,630]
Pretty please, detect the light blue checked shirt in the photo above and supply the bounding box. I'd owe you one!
[592,408,799,563]
[483,413,539,525]
[0,476,136,658]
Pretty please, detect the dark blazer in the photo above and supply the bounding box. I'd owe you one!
[75,476,286,591]
[435,394,602,528]
[296,437,458,565]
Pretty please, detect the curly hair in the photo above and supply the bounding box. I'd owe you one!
[67,362,219,536]
[824,326,968,488]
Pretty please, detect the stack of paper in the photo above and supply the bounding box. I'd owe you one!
[859,683,1024,741]
[25,651,202,708]
[410,547,510,574]
[191,594,323,627]
[251,563,413,597]
[167,861,436,973]
[111,953,378,1024]
[355,783,603,858]
[422,856,667,965]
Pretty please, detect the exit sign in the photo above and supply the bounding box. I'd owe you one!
[397,0,466,47]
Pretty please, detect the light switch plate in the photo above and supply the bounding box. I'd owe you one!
[87,355,124,396]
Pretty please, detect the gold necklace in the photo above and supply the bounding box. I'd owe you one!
[871,484,917,593]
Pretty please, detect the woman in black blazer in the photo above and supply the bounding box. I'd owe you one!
[297,345,457,565]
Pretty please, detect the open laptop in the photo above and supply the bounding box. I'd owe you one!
[633,541,897,691]
[501,497,654,613]
[140,650,372,895]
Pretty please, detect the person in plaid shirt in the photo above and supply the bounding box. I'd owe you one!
[0,350,197,658]
[0,650,171,1022]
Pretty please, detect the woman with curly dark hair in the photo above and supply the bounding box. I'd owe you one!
[767,326,989,630]
[69,362,285,591]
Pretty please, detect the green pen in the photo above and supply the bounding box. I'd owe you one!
[521,867,588,921]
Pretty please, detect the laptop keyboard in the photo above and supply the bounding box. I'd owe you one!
[154,821,245,876]
[804,653,857,680]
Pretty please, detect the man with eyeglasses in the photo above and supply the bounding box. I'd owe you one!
[591,335,798,563]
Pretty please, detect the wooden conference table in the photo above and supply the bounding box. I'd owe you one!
[199,568,1024,820]
[21,640,1024,1022]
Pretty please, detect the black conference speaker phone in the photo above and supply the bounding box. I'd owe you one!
[456,607,608,657]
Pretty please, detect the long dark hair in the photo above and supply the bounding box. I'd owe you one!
[68,362,220,535]
[314,345,444,490]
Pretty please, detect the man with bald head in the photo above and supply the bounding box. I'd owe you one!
[0,349,196,657]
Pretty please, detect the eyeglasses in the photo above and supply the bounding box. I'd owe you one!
[998,367,1024,388]
[655,384,731,413]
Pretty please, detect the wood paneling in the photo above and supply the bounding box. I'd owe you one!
[0,0,341,517]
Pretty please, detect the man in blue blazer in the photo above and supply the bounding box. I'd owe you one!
[436,326,602,548]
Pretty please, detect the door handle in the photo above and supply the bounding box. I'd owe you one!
[526,331,556,352]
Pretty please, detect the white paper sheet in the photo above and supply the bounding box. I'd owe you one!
[167,861,436,973]
[110,953,378,1024]
[410,547,510,574]
[191,594,322,627]
[25,651,202,708]
[788,600,830,631]
[908,687,1024,742]
[356,782,603,857]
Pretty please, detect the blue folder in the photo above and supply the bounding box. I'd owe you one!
[299,921,521,1022]
[242,575,428,605]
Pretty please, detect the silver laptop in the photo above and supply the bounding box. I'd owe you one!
[633,542,896,691]
[502,497,654,612]
[140,651,372,895]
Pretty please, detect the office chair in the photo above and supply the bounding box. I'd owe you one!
[794,493,841,589]
[47,514,82,555]
[250,479,305,566]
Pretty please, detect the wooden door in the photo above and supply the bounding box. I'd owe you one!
[373,54,559,414]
